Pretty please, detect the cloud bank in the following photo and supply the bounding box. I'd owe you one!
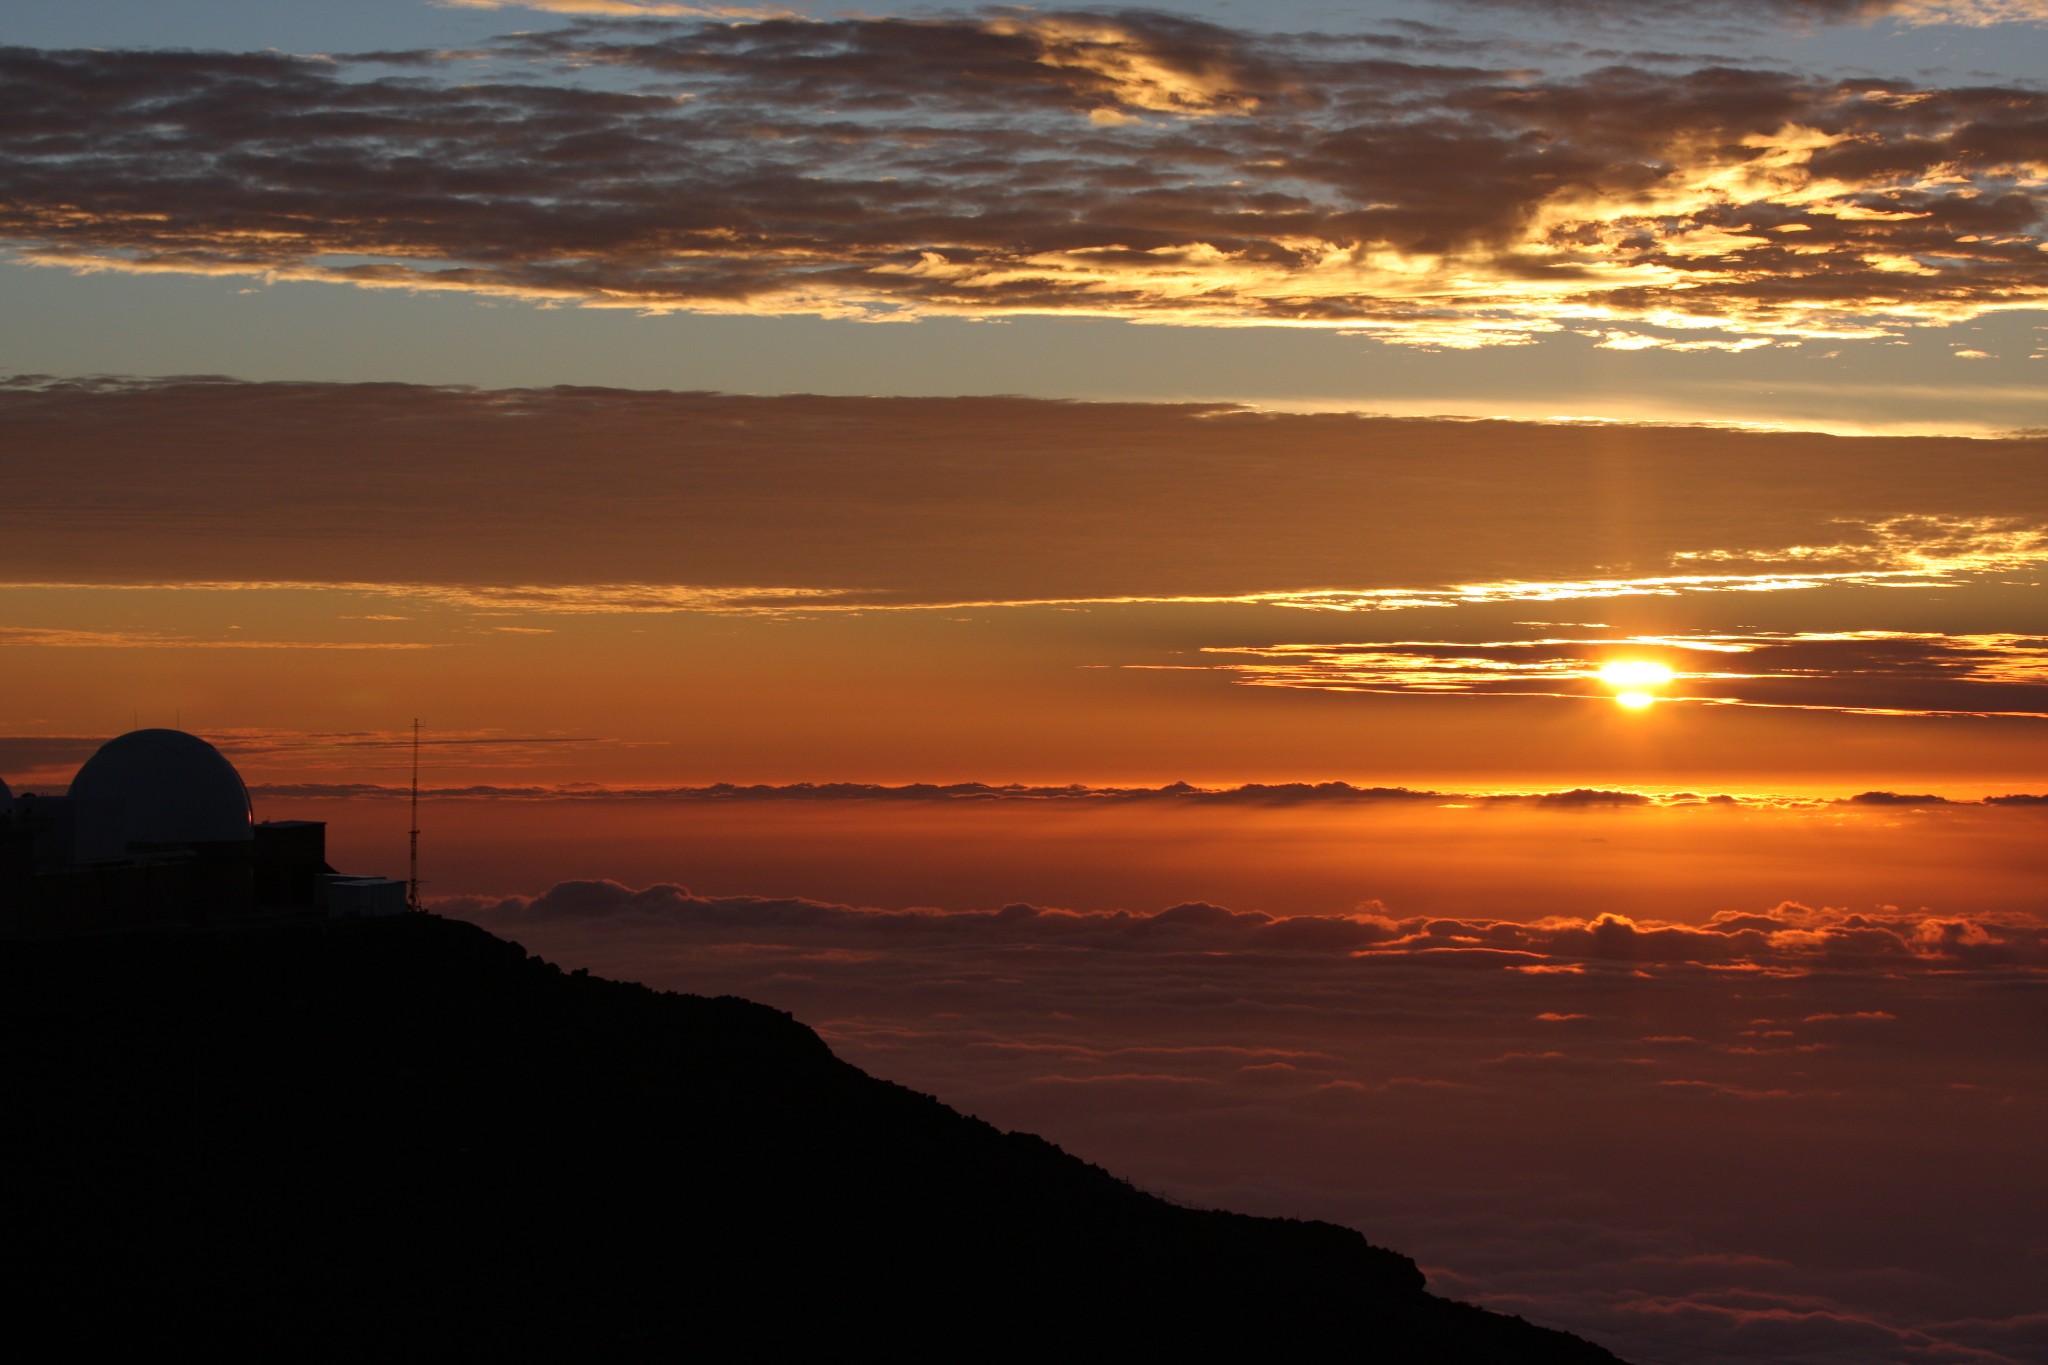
[227,777,2046,805]
[449,877,2048,969]
[4,12,2047,345]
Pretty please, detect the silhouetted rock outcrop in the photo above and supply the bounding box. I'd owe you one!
[2,915,1623,1359]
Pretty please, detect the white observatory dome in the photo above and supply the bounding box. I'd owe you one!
[70,729,253,846]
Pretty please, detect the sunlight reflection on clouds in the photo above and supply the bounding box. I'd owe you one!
[1202,631,2048,716]
[5,14,2047,349]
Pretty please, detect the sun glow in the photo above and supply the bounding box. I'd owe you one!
[1601,660,1674,711]
[1599,661,1676,688]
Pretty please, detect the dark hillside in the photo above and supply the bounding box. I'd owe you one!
[2,915,1623,1359]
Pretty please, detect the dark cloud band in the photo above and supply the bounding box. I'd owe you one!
[5,380,2044,605]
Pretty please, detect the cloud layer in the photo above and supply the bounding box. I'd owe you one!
[6,378,2040,735]
[455,876,2048,969]
[4,12,2046,345]
[224,777,2048,806]
[5,379,2044,603]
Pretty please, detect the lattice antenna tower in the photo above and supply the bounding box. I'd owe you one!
[408,718,423,913]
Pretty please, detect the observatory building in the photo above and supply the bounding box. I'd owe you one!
[0,729,406,931]
[73,727,256,849]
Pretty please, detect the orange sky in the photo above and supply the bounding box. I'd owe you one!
[254,789,2046,918]
[3,381,2044,794]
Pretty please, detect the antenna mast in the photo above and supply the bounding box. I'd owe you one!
[408,718,423,913]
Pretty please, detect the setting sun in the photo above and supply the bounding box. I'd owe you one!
[1598,661,1676,688]
[1614,691,1657,710]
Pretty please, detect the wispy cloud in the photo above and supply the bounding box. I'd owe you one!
[0,580,865,615]
[0,625,441,649]
[1667,514,2048,577]
[1228,515,2048,611]
[3,15,2045,346]
[4,512,2042,619]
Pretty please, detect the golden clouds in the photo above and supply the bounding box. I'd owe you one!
[1204,631,2048,717]
[983,14,1269,118]
[0,625,438,649]
[3,18,2045,348]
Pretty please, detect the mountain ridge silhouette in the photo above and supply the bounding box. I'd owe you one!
[4,913,1626,1359]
